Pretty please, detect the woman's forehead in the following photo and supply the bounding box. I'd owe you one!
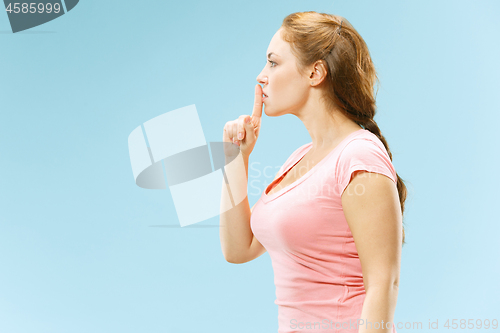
[267,29,289,58]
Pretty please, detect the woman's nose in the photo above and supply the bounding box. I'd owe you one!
[256,72,267,85]
[256,67,266,83]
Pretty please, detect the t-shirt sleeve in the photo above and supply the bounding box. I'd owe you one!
[336,138,397,196]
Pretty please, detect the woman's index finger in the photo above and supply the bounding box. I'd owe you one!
[252,84,263,120]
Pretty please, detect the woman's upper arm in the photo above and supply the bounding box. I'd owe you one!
[341,170,402,290]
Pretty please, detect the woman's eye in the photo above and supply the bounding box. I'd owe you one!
[268,60,276,68]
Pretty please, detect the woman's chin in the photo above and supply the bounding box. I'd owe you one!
[264,106,285,117]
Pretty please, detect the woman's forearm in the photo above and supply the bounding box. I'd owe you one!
[219,153,253,263]
[358,284,399,333]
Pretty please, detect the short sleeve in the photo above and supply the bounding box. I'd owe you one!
[336,138,397,196]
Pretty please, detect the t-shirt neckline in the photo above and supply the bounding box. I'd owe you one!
[261,128,365,203]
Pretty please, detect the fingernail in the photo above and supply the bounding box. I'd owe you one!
[238,132,243,140]
[245,117,251,124]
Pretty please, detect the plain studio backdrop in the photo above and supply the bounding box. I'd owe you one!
[0,0,498,332]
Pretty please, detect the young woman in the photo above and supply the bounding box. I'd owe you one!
[220,11,407,333]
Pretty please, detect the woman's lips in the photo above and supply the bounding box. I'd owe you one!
[262,93,268,102]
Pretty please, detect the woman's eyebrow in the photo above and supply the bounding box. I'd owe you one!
[267,52,280,59]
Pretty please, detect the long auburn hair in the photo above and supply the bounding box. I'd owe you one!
[281,11,408,245]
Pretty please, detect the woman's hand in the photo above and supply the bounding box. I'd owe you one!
[222,84,263,159]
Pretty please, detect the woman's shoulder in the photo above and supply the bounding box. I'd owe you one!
[335,129,397,185]
[340,129,388,156]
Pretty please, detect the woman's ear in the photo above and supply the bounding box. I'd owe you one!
[310,60,328,86]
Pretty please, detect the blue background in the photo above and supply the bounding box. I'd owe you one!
[1,0,499,332]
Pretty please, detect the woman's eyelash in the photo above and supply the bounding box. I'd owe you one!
[268,60,276,67]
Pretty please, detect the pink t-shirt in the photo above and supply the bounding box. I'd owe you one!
[250,128,398,333]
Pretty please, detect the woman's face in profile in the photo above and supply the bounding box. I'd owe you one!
[256,28,310,117]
